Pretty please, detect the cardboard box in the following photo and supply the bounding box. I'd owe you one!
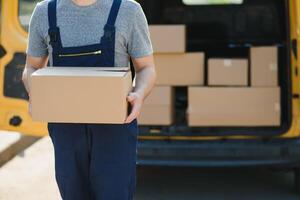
[188,87,281,126]
[208,58,248,86]
[149,25,185,53]
[30,67,132,124]
[138,86,174,125]
[155,53,205,86]
[250,46,278,86]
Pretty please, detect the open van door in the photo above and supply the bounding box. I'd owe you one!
[293,0,300,91]
[290,0,300,193]
[0,0,46,137]
[293,0,300,62]
[290,0,300,121]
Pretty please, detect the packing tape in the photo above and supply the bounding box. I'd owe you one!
[269,63,278,71]
[224,59,232,67]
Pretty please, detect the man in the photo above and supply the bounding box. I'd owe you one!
[22,0,156,199]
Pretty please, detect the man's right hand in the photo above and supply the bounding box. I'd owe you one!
[22,55,49,116]
[22,55,49,94]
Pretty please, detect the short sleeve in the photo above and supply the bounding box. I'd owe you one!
[128,4,153,58]
[26,3,49,57]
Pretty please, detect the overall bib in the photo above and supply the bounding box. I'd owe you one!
[47,0,138,199]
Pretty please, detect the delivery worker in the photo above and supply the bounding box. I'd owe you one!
[22,0,156,199]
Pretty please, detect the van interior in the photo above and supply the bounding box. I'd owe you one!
[138,0,292,137]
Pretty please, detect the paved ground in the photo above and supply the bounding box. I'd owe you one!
[0,137,59,200]
[0,136,299,200]
[0,132,21,153]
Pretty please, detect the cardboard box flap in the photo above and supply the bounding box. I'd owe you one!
[32,67,130,78]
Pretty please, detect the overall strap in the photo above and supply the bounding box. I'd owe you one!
[105,0,122,27]
[48,0,61,47]
[48,0,57,29]
[102,0,122,41]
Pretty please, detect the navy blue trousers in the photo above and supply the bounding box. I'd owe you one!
[48,120,138,200]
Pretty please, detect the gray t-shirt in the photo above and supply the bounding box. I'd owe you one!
[26,0,153,67]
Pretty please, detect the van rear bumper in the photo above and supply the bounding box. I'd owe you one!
[137,138,300,167]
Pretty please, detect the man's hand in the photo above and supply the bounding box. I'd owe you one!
[22,55,48,116]
[22,55,48,94]
[124,54,156,124]
[125,92,143,124]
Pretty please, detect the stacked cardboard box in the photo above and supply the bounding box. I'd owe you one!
[139,25,204,125]
[208,58,248,86]
[250,46,278,86]
[149,25,185,53]
[30,32,281,127]
[150,25,205,86]
[188,87,280,126]
[155,53,205,86]
[138,87,174,125]
[148,24,280,127]
[187,46,281,127]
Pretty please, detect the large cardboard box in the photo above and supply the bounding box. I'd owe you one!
[188,87,281,126]
[149,25,185,53]
[30,67,132,124]
[138,86,174,125]
[250,46,278,86]
[155,53,205,86]
[208,58,248,86]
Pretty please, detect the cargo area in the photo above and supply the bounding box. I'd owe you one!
[138,0,292,137]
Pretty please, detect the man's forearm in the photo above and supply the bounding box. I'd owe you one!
[22,65,38,94]
[133,64,156,101]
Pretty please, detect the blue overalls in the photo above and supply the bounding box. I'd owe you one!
[46,0,138,199]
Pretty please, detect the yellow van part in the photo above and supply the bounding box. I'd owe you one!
[0,0,299,140]
[0,0,47,137]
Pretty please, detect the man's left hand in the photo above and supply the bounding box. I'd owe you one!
[125,92,143,124]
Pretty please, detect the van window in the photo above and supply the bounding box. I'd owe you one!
[183,0,243,5]
[19,0,40,31]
